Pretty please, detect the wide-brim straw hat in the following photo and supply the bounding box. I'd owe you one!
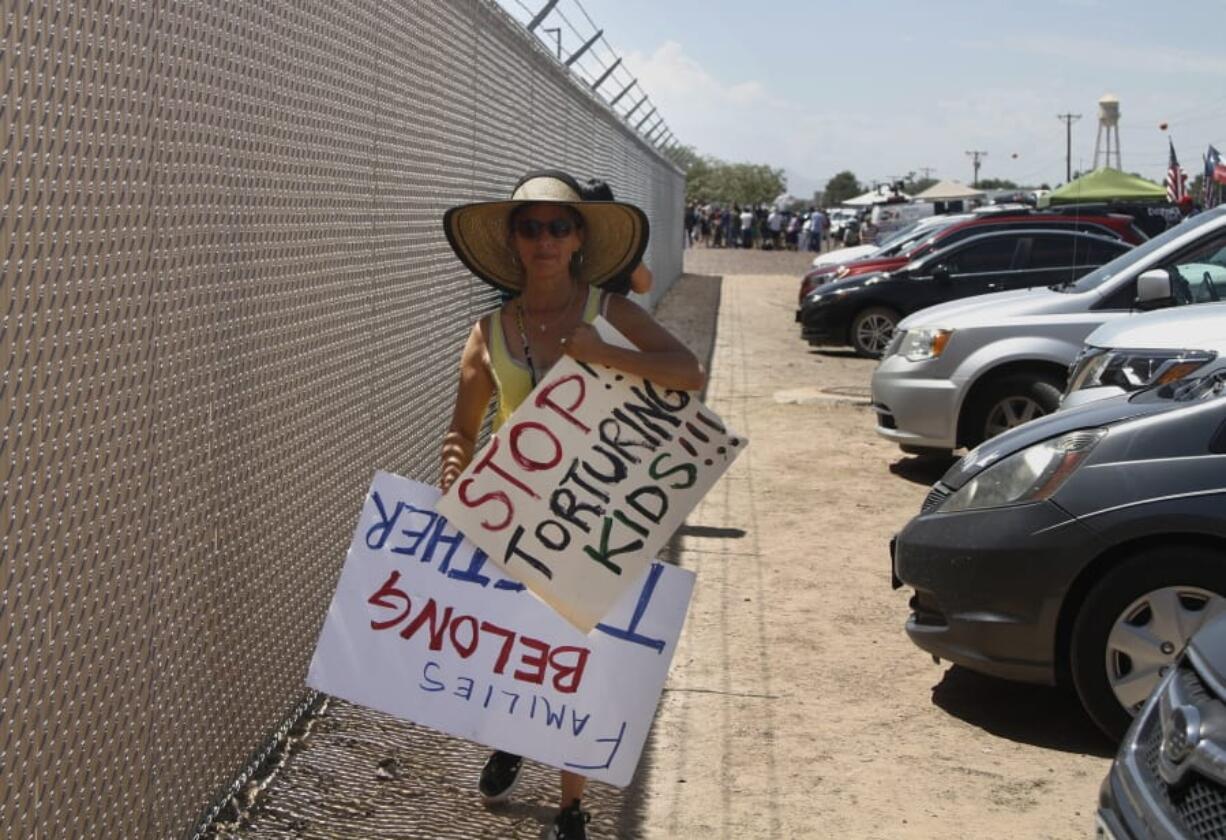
[443,170,649,294]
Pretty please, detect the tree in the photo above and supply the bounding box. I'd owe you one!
[903,176,938,195]
[665,144,785,205]
[823,171,862,206]
[975,178,1019,190]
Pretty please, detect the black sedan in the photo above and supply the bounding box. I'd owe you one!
[893,370,1226,740]
[800,228,1132,357]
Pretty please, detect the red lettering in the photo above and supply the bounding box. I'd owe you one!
[534,373,591,433]
[513,635,550,685]
[367,571,411,630]
[508,421,563,472]
[549,646,591,694]
[479,620,518,675]
[471,436,539,499]
[448,615,479,658]
[398,597,453,650]
[457,478,513,531]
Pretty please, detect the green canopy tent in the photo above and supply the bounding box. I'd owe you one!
[1038,167,1167,207]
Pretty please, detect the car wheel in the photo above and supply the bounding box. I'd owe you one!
[965,373,1062,448]
[1070,547,1226,740]
[850,307,898,358]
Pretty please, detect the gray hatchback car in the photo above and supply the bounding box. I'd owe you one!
[892,369,1226,740]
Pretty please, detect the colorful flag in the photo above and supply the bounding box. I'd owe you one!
[1206,146,1223,208]
[1166,139,1188,203]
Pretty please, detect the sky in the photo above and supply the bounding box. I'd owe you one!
[513,0,1226,199]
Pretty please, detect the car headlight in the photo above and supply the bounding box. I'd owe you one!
[894,328,953,362]
[938,428,1107,514]
[1065,347,1215,396]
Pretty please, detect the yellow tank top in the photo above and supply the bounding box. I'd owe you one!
[488,287,603,432]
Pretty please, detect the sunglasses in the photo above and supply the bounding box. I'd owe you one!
[514,218,577,240]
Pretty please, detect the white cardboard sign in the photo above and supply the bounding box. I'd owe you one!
[307,472,696,787]
[436,317,744,632]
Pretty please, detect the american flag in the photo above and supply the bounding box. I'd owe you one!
[1166,139,1187,203]
[1207,145,1224,209]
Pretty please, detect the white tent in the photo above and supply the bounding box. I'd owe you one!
[842,186,911,207]
[914,180,985,202]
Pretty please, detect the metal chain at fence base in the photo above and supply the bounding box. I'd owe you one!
[1,2,684,837]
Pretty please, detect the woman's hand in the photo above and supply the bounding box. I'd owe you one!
[560,322,609,365]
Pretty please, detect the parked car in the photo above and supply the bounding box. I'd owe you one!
[872,206,1226,455]
[1063,303,1226,410]
[1098,611,1226,838]
[800,228,1132,357]
[798,210,1145,303]
[892,368,1226,741]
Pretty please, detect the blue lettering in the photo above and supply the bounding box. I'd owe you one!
[596,563,667,653]
[454,677,475,701]
[570,710,591,737]
[366,492,404,549]
[390,504,438,557]
[424,516,465,573]
[565,721,628,772]
[540,696,566,730]
[501,690,521,715]
[419,661,445,692]
[483,685,494,709]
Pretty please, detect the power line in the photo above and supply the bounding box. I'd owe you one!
[1057,113,1081,183]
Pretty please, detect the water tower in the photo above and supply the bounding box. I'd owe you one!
[1092,94,1122,170]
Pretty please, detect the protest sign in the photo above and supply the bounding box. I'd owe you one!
[307,472,696,787]
[436,317,744,632]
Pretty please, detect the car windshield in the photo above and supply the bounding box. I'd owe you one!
[1051,211,1225,293]
[875,218,960,257]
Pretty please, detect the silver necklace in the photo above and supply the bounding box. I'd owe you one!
[514,285,578,386]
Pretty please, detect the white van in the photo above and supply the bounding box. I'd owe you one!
[871,202,934,239]
[1061,302,1226,409]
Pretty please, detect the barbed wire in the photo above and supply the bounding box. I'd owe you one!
[496,0,678,154]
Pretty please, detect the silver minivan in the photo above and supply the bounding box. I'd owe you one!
[871,206,1226,455]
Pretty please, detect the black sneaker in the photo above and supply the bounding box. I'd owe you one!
[478,750,523,803]
[549,800,590,840]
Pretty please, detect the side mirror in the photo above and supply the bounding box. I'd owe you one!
[931,264,952,284]
[1135,268,1174,310]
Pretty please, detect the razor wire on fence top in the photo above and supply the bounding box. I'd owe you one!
[497,0,679,153]
[0,2,684,838]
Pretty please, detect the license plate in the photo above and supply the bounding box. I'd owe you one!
[1094,814,1117,840]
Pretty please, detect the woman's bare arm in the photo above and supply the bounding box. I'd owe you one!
[562,293,705,392]
[440,319,496,492]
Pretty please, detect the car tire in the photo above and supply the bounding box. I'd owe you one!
[1070,546,1226,741]
[849,307,899,358]
[964,372,1062,448]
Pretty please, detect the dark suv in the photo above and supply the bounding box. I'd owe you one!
[797,211,1147,303]
[800,229,1133,357]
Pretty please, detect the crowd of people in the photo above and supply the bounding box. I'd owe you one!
[684,204,831,252]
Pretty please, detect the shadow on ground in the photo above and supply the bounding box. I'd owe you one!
[808,348,862,360]
[931,666,1116,758]
[888,455,959,487]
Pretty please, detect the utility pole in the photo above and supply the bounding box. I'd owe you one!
[918,166,936,180]
[965,150,987,187]
[1056,113,1082,183]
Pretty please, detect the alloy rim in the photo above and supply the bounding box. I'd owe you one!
[1105,586,1226,713]
[983,395,1046,439]
[856,314,895,354]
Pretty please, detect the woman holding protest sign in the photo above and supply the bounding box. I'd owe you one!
[440,170,704,839]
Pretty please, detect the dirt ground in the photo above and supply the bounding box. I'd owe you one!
[642,247,1114,839]
[222,247,1114,839]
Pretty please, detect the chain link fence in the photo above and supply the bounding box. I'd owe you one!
[1,2,683,837]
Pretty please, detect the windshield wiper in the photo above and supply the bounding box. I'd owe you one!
[1047,281,1076,292]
